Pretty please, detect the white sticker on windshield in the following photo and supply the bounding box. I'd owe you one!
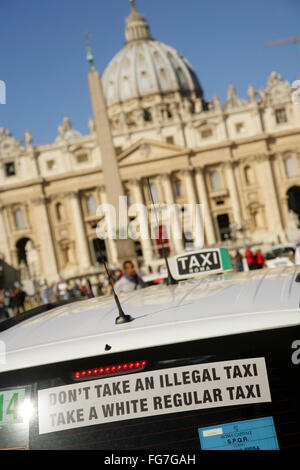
[38,357,271,435]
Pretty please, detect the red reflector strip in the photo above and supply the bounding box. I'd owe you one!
[73,360,147,381]
[153,278,165,284]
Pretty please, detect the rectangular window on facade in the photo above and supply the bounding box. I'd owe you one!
[14,209,26,229]
[284,156,297,178]
[235,122,245,134]
[76,154,89,163]
[175,181,184,197]
[143,109,152,122]
[275,108,287,124]
[166,136,174,145]
[201,129,213,139]
[115,146,123,155]
[210,170,222,191]
[46,160,55,170]
[4,162,16,177]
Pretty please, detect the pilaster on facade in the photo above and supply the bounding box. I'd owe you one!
[222,160,243,227]
[66,190,92,271]
[179,168,204,248]
[157,172,184,254]
[0,208,12,264]
[29,194,59,281]
[194,166,217,246]
[129,177,153,266]
[255,152,286,241]
[30,195,48,207]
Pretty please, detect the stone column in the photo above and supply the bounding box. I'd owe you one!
[129,178,153,266]
[99,186,119,267]
[195,167,217,246]
[224,161,243,226]
[67,191,91,270]
[31,196,59,282]
[256,153,286,241]
[160,173,184,254]
[180,169,204,248]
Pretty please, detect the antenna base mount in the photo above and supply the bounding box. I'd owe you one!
[115,314,133,325]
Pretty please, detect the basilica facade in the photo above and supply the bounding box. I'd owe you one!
[0,1,300,285]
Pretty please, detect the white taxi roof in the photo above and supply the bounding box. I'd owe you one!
[0,266,299,374]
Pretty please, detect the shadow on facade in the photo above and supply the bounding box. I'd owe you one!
[0,259,20,289]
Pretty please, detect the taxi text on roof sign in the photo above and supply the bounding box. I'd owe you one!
[168,248,233,280]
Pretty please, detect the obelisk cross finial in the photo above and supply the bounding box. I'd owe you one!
[84,34,94,67]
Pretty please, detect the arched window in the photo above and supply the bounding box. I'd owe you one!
[14,209,26,229]
[284,156,297,178]
[55,202,65,222]
[244,165,256,185]
[210,170,222,191]
[86,195,97,215]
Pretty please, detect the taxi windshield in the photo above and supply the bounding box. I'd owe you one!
[0,326,299,450]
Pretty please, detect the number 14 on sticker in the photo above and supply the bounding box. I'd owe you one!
[0,389,26,425]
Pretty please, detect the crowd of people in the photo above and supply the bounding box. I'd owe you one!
[40,277,96,305]
[0,286,27,318]
[0,261,145,319]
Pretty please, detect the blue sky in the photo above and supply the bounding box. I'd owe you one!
[0,0,300,145]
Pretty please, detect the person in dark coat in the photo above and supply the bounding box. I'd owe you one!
[235,251,244,272]
[14,287,27,314]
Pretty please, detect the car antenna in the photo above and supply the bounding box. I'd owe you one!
[146,177,178,286]
[101,256,133,324]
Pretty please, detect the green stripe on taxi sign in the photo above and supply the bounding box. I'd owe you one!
[220,248,233,271]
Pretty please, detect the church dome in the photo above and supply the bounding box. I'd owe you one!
[102,1,203,106]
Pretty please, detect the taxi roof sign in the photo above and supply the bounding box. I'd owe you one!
[168,248,233,280]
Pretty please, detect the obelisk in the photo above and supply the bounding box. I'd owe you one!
[86,37,137,266]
